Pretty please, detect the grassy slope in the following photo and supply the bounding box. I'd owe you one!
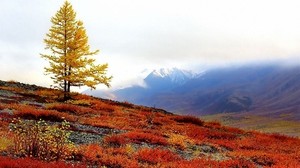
[0,80,299,167]
[202,113,300,137]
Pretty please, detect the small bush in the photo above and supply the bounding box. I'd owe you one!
[80,144,139,168]
[0,104,5,110]
[135,148,181,164]
[35,89,62,101]
[172,116,204,126]
[104,135,126,147]
[91,101,116,113]
[207,130,237,140]
[14,106,75,122]
[0,135,13,152]
[125,131,168,145]
[80,144,104,162]
[167,133,193,149]
[0,156,86,168]
[11,119,75,161]
[104,131,168,147]
[68,99,91,106]
[251,155,275,167]
[46,103,95,115]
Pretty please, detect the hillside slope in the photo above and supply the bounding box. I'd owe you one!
[0,80,299,167]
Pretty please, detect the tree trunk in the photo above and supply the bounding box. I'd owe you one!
[63,17,68,100]
[68,66,71,92]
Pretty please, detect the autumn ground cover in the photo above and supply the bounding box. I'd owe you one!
[0,80,299,167]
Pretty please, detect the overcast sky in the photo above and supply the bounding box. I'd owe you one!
[1,0,300,90]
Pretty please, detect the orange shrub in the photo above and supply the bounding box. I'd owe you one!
[206,130,238,140]
[46,103,96,115]
[68,99,91,106]
[123,131,168,145]
[229,149,300,167]
[100,154,139,168]
[184,125,208,141]
[250,154,275,167]
[80,144,104,162]
[167,133,194,150]
[80,144,139,168]
[104,135,127,147]
[209,139,238,151]
[72,93,92,100]
[221,126,245,134]
[162,158,256,168]
[204,121,222,128]
[0,104,5,110]
[78,117,115,129]
[91,100,116,113]
[0,119,10,129]
[172,115,204,126]
[36,89,61,96]
[219,159,256,168]
[0,156,86,168]
[104,131,168,146]
[0,86,23,92]
[269,132,296,141]
[135,148,181,164]
[163,158,219,168]
[14,105,76,122]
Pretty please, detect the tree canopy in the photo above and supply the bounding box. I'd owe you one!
[41,1,112,95]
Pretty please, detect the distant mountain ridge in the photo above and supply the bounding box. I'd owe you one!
[144,65,300,118]
[85,67,197,103]
[87,64,300,121]
[114,68,197,105]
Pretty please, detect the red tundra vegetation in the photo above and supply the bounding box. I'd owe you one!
[0,81,299,167]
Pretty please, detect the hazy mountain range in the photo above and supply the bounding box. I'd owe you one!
[86,64,300,121]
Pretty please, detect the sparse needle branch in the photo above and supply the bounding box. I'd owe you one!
[41,1,112,98]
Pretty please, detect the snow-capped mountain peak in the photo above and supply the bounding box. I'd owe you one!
[146,68,196,85]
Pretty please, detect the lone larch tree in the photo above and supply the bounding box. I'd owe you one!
[41,1,111,98]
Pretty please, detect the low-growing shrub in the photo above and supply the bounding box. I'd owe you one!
[0,104,5,110]
[104,131,168,147]
[0,86,23,92]
[0,134,13,152]
[68,99,91,106]
[11,119,75,161]
[172,116,204,126]
[91,100,116,113]
[135,148,181,164]
[46,103,96,115]
[35,89,62,101]
[167,133,194,149]
[251,154,275,167]
[104,135,127,147]
[207,130,238,140]
[0,156,86,168]
[80,144,139,168]
[14,106,75,122]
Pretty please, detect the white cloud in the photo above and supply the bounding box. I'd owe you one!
[1,0,300,89]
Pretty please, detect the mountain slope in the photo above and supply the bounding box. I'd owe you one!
[105,65,300,120]
[160,65,300,119]
[0,80,299,167]
[89,68,196,105]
